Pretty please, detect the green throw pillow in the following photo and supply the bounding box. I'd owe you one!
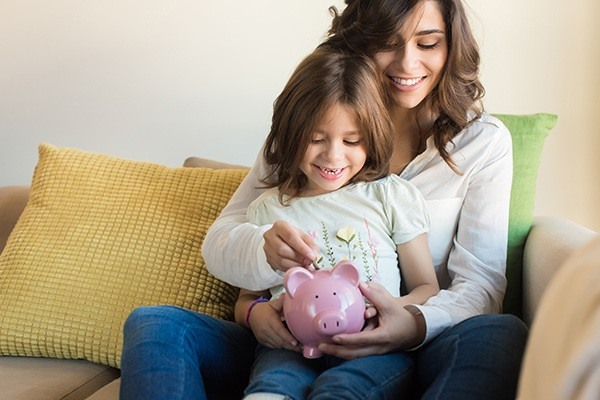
[493,113,558,317]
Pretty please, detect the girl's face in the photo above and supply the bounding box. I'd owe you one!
[300,104,367,197]
[374,1,448,110]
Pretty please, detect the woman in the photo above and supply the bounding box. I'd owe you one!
[203,0,527,398]
[121,1,527,399]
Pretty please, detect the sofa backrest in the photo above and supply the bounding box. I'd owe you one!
[0,185,30,255]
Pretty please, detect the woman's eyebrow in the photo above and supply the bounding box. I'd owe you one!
[416,29,445,36]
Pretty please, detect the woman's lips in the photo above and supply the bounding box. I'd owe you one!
[388,75,426,91]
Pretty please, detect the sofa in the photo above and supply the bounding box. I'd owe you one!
[0,115,597,399]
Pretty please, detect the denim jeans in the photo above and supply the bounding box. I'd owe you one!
[120,305,256,400]
[246,345,416,400]
[120,306,526,400]
[415,314,528,400]
[246,314,526,400]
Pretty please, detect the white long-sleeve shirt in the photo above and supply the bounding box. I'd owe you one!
[202,112,512,345]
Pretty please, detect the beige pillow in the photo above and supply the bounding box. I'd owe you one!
[0,143,248,368]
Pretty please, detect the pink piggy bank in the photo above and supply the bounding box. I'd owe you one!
[283,260,366,358]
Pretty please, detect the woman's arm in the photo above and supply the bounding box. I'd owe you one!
[202,153,282,290]
[203,151,318,290]
[413,122,513,343]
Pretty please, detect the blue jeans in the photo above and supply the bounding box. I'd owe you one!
[416,314,527,400]
[120,307,526,400]
[247,314,526,400]
[246,345,415,400]
[120,305,256,400]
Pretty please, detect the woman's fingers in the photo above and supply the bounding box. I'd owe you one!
[359,281,394,312]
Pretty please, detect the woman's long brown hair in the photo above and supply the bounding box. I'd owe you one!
[325,0,485,173]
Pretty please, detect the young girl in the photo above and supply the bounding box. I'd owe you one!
[237,46,439,400]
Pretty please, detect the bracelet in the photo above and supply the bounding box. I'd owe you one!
[244,296,269,328]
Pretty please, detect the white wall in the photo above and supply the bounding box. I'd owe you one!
[1,1,599,231]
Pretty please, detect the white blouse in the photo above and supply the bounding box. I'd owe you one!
[202,112,513,345]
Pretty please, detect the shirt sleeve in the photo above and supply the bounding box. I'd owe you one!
[201,148,283,291]
[384,176,430,244]
[409,122,513,345]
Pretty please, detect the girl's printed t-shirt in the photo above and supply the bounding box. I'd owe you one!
[246,174,430,299]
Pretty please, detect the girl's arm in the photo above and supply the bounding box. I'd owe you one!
[396,233,439,306]
[235,288,300,352]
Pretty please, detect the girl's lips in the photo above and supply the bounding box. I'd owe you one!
[316,165,346,180]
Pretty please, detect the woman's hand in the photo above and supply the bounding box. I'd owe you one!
[318,282,426,359]
[263,220,319,272]
[248,295,301,352]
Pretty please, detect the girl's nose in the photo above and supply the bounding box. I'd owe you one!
[324,141,344,162]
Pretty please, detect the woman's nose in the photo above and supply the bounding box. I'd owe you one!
[396,45,419,71]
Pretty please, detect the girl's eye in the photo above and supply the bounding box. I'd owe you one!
[344,140,361,146]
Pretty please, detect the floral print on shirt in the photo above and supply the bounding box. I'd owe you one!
[310,219,381,282]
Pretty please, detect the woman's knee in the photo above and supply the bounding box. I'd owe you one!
[123,305,197,344]
[472,314,528,349]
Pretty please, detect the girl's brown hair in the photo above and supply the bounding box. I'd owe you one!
[263,46,394,199]
[325,0,484,172]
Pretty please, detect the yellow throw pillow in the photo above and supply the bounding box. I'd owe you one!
[0,143,248,368]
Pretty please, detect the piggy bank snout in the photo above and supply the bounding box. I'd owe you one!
[314,310,348,335]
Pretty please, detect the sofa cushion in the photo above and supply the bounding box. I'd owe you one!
[0,356,119,400]
[86,377,121,400]
[493,113,557,316]
[0,143,248,368]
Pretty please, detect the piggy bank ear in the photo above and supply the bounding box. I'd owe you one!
[331,260,360,287]
[284,267,313,298]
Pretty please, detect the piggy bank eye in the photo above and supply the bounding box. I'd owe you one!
[315,295,319,298]
[333,292,337,295]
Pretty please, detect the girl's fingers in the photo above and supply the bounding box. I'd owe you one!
[264,221,318,271]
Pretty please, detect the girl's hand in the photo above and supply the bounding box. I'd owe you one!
[263,220,319,272]
[318,282,425,359]
[248,295,301,352]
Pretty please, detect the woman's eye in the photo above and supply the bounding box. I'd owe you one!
[311,138,324,144]
[418,42,440,50]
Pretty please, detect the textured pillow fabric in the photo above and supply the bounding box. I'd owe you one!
[493,113,558,317]
[0,143,248,368]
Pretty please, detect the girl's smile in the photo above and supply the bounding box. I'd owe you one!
[300,104,367,196]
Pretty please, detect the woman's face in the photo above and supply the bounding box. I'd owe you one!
[374,1,448,110]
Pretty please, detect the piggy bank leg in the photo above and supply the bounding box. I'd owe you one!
[303,346,322,359]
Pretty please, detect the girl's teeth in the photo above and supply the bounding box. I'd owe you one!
[320,167,341,174]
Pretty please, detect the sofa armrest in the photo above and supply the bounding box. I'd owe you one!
[0,185,30,255]
[522,216,597,325]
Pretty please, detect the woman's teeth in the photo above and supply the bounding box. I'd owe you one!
[392,76,424,86]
